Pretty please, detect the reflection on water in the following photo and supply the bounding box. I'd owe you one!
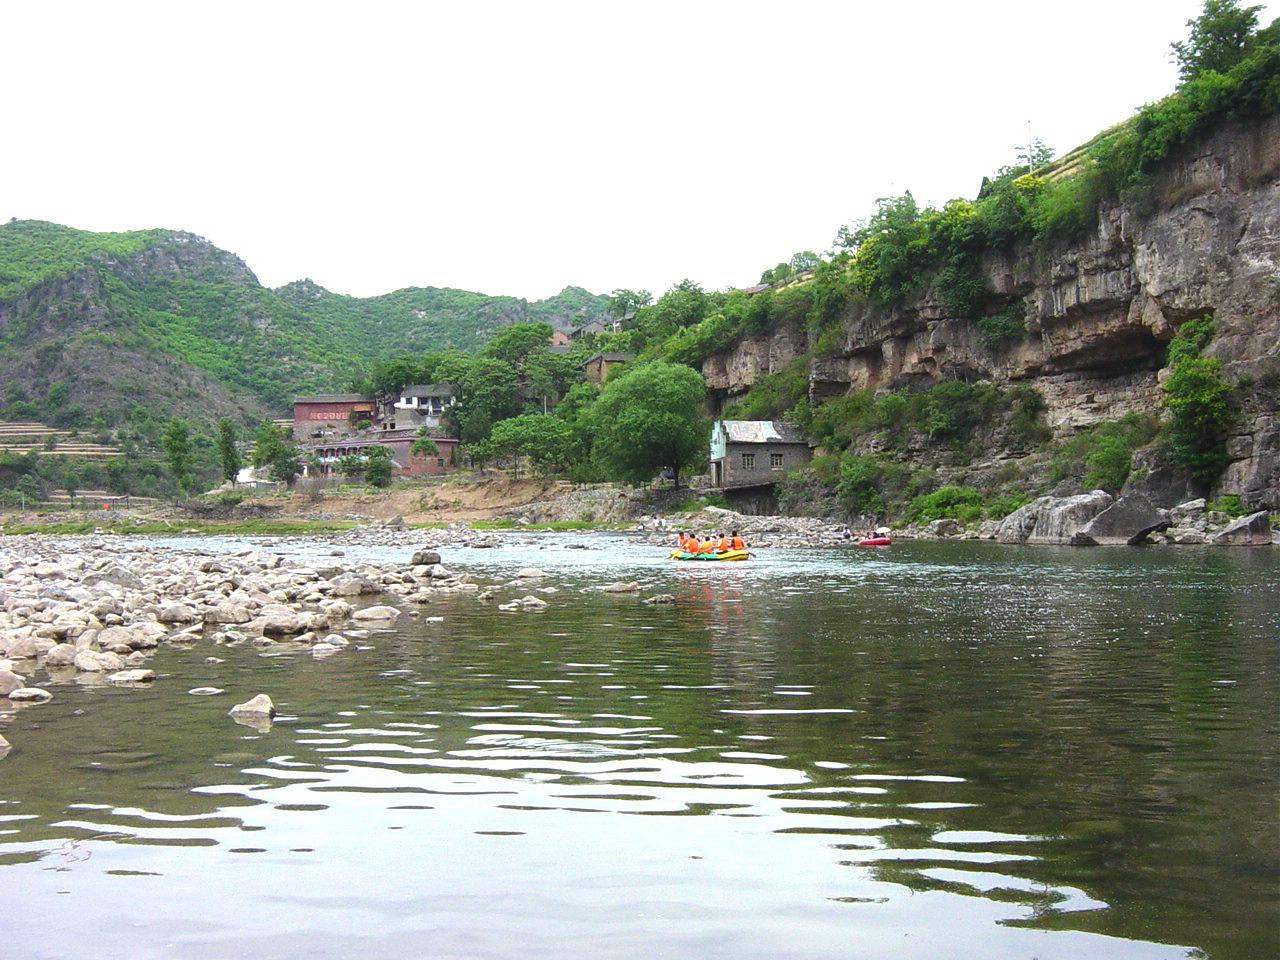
[0,537,1275,959]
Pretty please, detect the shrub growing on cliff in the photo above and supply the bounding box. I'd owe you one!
[986,490,1033,519]
[723,357,812,422]
[1162,318,1233,485]
[906,485,984,524]
[976,304,1029,346]
[1048,414,1160,493]
[837,455,890,515]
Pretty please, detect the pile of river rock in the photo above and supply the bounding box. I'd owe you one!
[0,536,500,751]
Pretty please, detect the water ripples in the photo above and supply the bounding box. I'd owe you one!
[0,535,1271,959]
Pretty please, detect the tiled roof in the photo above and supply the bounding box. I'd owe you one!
[294,394,373,404]
[400,383,457,398]
[719,420,807,444]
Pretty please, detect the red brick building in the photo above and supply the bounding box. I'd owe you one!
[293,394,376,429]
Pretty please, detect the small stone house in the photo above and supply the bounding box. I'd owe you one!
[582,352,634,384]
[709,420,811,488]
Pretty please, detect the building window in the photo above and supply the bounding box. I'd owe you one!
[741,453,755,469]
[770,453,784,468]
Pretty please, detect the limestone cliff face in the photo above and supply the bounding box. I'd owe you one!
[703,115,1280,508]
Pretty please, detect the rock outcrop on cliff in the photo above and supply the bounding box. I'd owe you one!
[703,116,1280,509]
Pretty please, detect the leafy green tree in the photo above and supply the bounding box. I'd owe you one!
[252,420,288,467]
[1172,0,1263,81]
[215,419,241,484]
[633,280,714,345]
[371,357,420,397]
[161,418,194,495]
[364,446,393,487]
[17,473,42,506]
[267,447,302,487]
[485,417,526,476]
[447,356,521,443]
[591,362,710,488]
[64,465,80,505]
[789,251,822,273]
[607,288,652,318]
[1016,137,1055,170]
[482,322,554,367]
[253,420,303,487]
[488,414,576,477]
[523,350,578,411]
[553,382,604,481]
[836,193,938,305]
[760,262,793,284]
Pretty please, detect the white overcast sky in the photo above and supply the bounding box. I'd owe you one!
[5,1,1275,302]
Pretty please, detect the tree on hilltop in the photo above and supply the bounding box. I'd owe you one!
[1172,0,1264,80]
[482,321,554,367]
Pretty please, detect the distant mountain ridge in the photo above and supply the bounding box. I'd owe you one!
[0,220,611,423]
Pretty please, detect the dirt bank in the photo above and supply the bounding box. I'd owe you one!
[260,477,571,523]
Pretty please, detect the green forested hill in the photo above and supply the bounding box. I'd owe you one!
[274,280,608,360]
[0,220,610,425]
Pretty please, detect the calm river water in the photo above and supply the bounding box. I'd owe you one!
[0,536,1276,960]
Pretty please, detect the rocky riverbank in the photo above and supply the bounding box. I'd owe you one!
[630,497,1277,547]
[0,532,591,757]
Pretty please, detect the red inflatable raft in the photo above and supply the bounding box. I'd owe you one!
[858,537,892,546]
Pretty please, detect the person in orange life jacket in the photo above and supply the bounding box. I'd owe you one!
[730,531,745,551]
[716,534,730,553]
[698,535,717,554]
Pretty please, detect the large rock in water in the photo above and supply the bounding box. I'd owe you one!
[0,669,27,696]
[1120,448,1201,509]
[1079,493,1171,545]
[229,693,275,717]
[1210,511,1273,545]
[996,491,1114,545]
[926,518,964,538]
